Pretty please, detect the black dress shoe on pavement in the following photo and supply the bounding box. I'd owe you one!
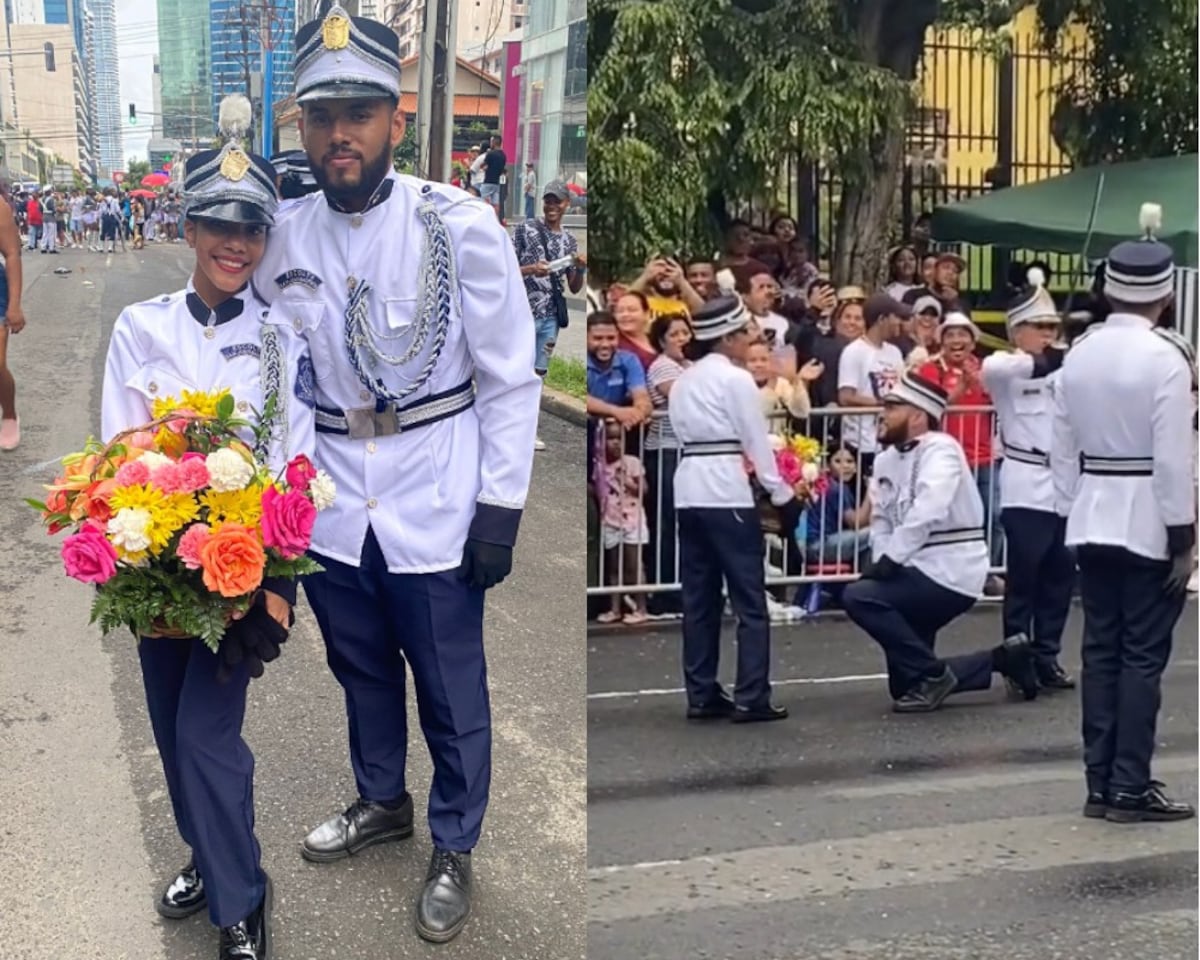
[156,860,207,919]
[893,667,957,713]
[300,794,414,862]
[416,849,472,943]
[1082,791,1108,819]
[1035,660,1076,690]
[996,634,1039,701]
[730,703,788,723]
[218,875,271,960]
[687,694,736,720]
[1106,781,1196,823]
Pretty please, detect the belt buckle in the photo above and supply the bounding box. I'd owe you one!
[344,406,377,440]
[373,407,398,437]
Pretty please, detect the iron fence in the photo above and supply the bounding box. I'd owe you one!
[586,406,1007,613]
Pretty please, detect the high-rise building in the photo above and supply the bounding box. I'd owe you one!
[89,0,119,170]
[208,0,295,146]
[390,0,524,65]
[157,0,213,141]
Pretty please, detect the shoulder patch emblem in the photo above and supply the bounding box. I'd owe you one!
[276,269,324,292]
[294,354,316,409]
[221,343,262,361]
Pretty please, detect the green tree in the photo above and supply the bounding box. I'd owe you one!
[590,0,1195,286]
[125,158,151,185]
[392,125,419,173]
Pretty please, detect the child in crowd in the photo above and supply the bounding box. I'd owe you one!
[598,420,650,625]
[801,447,871,571]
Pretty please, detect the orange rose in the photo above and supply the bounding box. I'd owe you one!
[199,523,266,597]
[82,478,118,524]
[153,426,189,458]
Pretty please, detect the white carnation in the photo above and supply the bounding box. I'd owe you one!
[767,433,786,452]
[138,451,173,471]
[309,470,337,511]
[801,462,820,483]
[205,447,255,492]
[107,508,152,553]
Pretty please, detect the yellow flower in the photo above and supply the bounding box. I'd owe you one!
[790,435,822,464]
[151,388,233,420]
[109,484,200,556]
[200,485,264,529]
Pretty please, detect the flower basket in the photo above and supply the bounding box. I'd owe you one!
[28,389,337,651]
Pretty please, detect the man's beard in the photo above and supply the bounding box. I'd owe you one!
[878,418,909,447]
[310,143,393,205]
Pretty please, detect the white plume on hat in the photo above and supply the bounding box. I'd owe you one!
[218,94,253,141]
[1139,202,1162,239]
[715,268,736,294]
[1026,265,1046,288]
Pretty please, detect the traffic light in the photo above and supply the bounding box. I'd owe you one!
[129,103,137,126]
[43,42,54,72]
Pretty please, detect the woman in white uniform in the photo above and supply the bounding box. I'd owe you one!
[100,96,314,960]
[668,295,802,723]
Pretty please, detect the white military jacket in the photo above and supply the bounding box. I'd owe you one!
[1051,314,1195,561]
[669,352,793,510]
[255,172,540,573]
[980,351,1057,512]
[869,430,989,598]
[101,282,315,475]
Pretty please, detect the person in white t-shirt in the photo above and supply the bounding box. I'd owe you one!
[836,293,909,482]
[743,270,796,377]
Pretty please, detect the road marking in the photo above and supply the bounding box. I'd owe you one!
[824,754,1198,800]
[588,810,1200,923]
[588,659,1199,702]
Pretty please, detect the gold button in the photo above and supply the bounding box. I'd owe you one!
[203,328,216,340]
[350,215,363,228]
[236,400,249,412]
[293,317,303,332]
[148,381,158,394]
[366,498,378,509]
[359,390,372,401]
[366,441,377,454]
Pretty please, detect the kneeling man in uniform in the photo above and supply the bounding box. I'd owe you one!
[843,371,1040,712]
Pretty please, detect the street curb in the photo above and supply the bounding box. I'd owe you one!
[541,385,587,427]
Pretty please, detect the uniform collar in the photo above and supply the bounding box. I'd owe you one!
[323,172,396,215]
[185,279,249,327]
[1104,312,1154,330]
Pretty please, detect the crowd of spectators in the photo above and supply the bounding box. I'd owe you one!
[585,216,1011,621]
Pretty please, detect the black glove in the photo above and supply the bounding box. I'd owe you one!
[776,496,804,539]
[861,555,899,581]
[217,599,289,684]
[1165,524,1196,594]
[458,539,513,590]
[1032,347,1066,378]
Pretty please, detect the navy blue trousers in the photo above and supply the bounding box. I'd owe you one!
[138,637,264,928]
[304,527,489,852]
[842,566,992,701]
[677,506,772,709]
[1001,507,1075,660]
[1077,546,1186,796]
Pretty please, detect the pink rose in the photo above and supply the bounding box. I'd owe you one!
[176,523,212,571]
[285,454,316,492]
[775,449,802,486]
[61,524,118,584]
[114,460,150,487]
[177,458,210,492]
[180,452,206,463]
[260,486,316,559]
[127,430,157,450]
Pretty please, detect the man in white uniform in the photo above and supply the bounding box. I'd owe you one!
[670,295,802,723]
[254,4,541,941]
[842,371,1039,712]
[981,269,1076,691]
[1051,213,1195,823]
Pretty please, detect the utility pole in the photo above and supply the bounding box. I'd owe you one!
[418,0,456,181]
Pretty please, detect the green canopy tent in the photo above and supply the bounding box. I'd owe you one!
[930,154,1198,268]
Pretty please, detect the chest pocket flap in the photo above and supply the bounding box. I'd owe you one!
[1012,384,1048,415]
[125,363,196,403]
[264,299,324,336]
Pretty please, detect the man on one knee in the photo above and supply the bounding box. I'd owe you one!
[842,371,1039,713]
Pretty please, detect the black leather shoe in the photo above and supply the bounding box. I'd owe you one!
[687,693,736,720]
[893,667,957,713]
[300,795,414,862]
[416,849,472,943]
[1082,791,1108,819]
[155,860,206,919]
[1106,781,1196,823]
[730,702,788,723]
[997,634,1039,701]
[1036,659,1076,690]
[218,875,271,959]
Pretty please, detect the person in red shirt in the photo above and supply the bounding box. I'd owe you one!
[916,312,1005,595]
[24,192,42,251]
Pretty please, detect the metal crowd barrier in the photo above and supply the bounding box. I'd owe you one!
[586,405,1006,602]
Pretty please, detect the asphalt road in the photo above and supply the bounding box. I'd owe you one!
[588,603,1199,959]
[0,242,586,959]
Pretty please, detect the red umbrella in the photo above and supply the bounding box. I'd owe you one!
[130,189,158,199]
[566,183,585,195]
[141,173,170,187]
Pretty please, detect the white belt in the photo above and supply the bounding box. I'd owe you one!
[924,527,985,547]
[681,440,742,458]
[1080,454,1153,477]
[1003,443,1049,468]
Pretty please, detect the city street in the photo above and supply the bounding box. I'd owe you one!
[0,243,586,959]
[588,604,1199,959]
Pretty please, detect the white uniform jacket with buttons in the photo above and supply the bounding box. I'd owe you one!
[254,172,540,574]
[669,352,793,510]
[869,431,989,598]
[1051,314,1195,561]
[101,282,315,475]
[980,351,1057,512]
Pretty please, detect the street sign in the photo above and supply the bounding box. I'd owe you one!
[51,164,73,187]
[113,171,125,184]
